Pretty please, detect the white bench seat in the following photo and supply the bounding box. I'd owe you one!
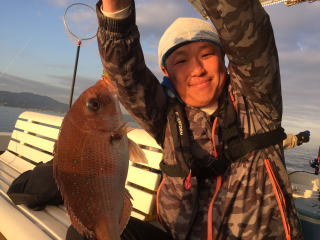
[0,111,163,240]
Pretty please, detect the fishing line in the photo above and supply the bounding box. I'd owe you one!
[63,3,98,108]
[0,37,32,79]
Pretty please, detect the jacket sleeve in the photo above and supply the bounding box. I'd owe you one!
[96,0,168,143]
[202,0,282,120]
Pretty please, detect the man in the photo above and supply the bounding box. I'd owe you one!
[97,0,303,239]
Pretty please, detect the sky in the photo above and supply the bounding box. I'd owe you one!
[0,0,319,147]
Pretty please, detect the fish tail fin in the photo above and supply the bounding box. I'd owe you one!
[119,188,133,234]
[128,138,148,163]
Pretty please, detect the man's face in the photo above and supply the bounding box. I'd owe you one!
[162,41,226,107]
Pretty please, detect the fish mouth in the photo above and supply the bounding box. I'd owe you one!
[96,118,126,133]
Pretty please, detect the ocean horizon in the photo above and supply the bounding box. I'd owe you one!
[0,105,318,173]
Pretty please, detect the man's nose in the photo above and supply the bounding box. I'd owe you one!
[190,57,206,76]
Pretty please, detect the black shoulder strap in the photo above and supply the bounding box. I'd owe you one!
[159,99,192,177]
[223,127,286,160]
[220,94,287,161]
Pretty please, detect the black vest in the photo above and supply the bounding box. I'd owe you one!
[160,91,286,179]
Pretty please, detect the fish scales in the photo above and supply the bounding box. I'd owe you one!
[53,79,133,240]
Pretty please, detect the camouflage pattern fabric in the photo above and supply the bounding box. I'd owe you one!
[96,0,303,239]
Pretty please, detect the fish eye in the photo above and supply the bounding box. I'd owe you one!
[86,98,101,112]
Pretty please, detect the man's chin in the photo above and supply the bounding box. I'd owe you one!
[185,99,215,108]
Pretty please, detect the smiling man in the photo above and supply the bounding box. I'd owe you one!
[161,40,226,108]
[158,18,227,109]
[96,0,303,239]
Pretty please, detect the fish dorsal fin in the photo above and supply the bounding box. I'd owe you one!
[128,137,148,163]
[119,188,133,233]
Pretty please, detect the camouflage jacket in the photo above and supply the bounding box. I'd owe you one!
[96,0,302,239]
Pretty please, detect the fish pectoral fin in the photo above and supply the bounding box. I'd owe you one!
[125,125,147,163]
[119,188,133,234]
[128,138,148,163]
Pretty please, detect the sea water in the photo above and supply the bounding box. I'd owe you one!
[0,106,317,172]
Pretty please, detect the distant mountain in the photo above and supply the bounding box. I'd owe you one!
[0,91,68,113]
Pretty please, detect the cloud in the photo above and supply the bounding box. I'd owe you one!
[136,0,201,42]
[45,63,72,70]
[0,72,98,104]
[136,1,184,30]
[47,73,97,93]
[261,3,320,145]
[280,49,320,97]
[266,3,320,51]
[0,73,69,103]
[48,0,71,7]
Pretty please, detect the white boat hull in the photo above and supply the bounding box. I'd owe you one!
[289,171,320,239]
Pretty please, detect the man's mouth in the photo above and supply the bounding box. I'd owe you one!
[189,78,212,88]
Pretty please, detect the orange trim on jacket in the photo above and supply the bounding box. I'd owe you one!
[156,177,166,226]
[207,176,222,240]
[207,116,222,240]
[264,159,291,240]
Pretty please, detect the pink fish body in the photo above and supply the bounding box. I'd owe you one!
[53,79,142,240]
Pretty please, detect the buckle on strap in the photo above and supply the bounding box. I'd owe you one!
[159,161,187,177]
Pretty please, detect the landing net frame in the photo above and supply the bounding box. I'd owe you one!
[63,3,98,108]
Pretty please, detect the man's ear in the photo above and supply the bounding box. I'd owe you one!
[161,65,169,77]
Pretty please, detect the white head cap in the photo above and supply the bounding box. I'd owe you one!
[158,17,221,67]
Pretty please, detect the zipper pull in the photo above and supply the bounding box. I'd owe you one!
[184,170,192,190]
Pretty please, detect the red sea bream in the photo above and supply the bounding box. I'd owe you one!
[53,78,146,240]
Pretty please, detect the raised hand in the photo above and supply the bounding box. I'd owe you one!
[101,0,131,12]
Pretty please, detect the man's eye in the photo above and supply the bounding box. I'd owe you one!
[202,52,215,58]
[174,59,186,65]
